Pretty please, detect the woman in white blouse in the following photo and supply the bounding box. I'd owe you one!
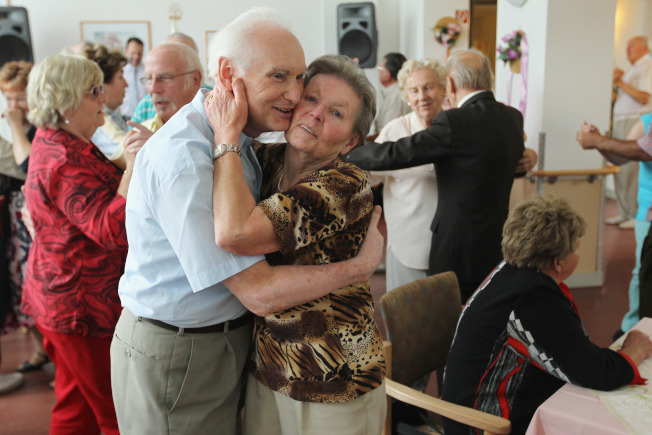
[370,59,446,292]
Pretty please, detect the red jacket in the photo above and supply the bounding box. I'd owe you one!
[22,128,127,337]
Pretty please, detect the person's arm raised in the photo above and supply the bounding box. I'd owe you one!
[206,78,281,256]
[3,108,31,165]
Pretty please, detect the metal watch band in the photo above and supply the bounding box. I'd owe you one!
[213,144,241,161]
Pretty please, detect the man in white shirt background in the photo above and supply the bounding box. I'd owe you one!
[610,35,652,229]
[119,37,147,120]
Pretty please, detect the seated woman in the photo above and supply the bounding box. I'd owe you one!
[207,55,386,434]
[82,44,129,158]
[22,54,136,434]
[441,195,652,434]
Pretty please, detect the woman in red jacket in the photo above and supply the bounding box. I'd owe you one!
[22,54,136,435]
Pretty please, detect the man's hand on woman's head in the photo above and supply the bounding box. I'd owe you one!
[205,78,249,145]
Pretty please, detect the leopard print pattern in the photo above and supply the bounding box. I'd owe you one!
[250,142,386,403]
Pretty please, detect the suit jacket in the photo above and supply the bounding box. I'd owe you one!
[347,91,524,291]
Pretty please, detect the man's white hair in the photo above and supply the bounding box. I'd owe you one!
[207,7,293,78]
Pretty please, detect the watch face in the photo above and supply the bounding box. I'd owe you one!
[507,0,527,6]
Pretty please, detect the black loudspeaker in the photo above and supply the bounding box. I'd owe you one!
[337,2,377,68]
[0,7,33,67]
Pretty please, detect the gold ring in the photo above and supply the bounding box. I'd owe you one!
[205,93,213,102]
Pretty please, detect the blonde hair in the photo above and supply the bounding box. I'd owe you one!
[27,55,103,129]
[397,58,446,102]
[502,195,586,271]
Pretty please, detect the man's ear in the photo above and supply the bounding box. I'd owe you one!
[447,76,457,95]
[191,70,202,89]
[215,57,235,91]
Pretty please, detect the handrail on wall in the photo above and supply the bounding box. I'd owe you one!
[529,165,620,184]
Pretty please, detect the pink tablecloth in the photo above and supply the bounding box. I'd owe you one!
[525,317,652,435]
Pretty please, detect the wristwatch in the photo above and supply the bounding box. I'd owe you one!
[213,144,240,160]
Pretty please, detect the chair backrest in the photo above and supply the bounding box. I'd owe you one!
[380,271,462,386]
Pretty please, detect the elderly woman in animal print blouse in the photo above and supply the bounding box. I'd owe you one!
[206,54,385,434]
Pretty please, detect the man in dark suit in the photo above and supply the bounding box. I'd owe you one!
[347,49,525,301]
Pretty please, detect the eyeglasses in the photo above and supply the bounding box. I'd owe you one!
[140,71,196,86]
[85,84,104,99]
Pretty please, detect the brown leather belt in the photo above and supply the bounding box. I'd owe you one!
[138,312,253,333]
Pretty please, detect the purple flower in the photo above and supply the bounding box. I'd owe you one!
[507,48,519,59]
[502,31,516,43]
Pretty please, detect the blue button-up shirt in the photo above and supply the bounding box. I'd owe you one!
[118,89,264,327]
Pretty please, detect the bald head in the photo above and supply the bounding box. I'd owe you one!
[627,36,649,65]
[144,42,202,123]
[166,32,198,53]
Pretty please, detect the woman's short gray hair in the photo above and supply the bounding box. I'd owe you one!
[27,54,103,129]
[304,55,376,146]
[207,7,292,78]
[502,195,586,271]
[446,48,494,91]
[397,58,446,102]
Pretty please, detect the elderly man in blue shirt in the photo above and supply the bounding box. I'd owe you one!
[110,8,383,435]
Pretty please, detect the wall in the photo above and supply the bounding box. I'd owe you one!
[399,0,471,61]
[614,0,652,70]
[0,0,403,138]
[495,0,612,171]
[10,0,334,67]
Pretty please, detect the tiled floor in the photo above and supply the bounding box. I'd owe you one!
[0,200,637,434]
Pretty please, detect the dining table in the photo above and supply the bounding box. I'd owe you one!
[525,317,652,434]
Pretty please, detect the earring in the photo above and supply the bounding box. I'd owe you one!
[64,118,70,125]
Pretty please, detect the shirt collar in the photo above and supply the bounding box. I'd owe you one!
[456,90,490,108]
[634,53,652,67]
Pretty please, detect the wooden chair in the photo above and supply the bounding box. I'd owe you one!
[380,272,511,435]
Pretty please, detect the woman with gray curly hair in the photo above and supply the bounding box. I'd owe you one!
[441,195,652,434]
[368,58,447,292]
[21,54,137,434]
[207,54,386,434]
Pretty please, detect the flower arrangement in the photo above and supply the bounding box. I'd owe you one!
[497,31,523,64]
[433,20,461,48]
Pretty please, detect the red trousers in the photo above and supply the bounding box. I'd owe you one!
[39,324,119,435]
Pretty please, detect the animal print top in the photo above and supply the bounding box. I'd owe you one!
[250,142,386,403]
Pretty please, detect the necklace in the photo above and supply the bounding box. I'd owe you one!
[276,173,284,192]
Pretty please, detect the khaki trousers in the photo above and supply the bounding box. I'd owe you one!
[612,117,640,219]
[243,374,387,435]
[110,308,252,435]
